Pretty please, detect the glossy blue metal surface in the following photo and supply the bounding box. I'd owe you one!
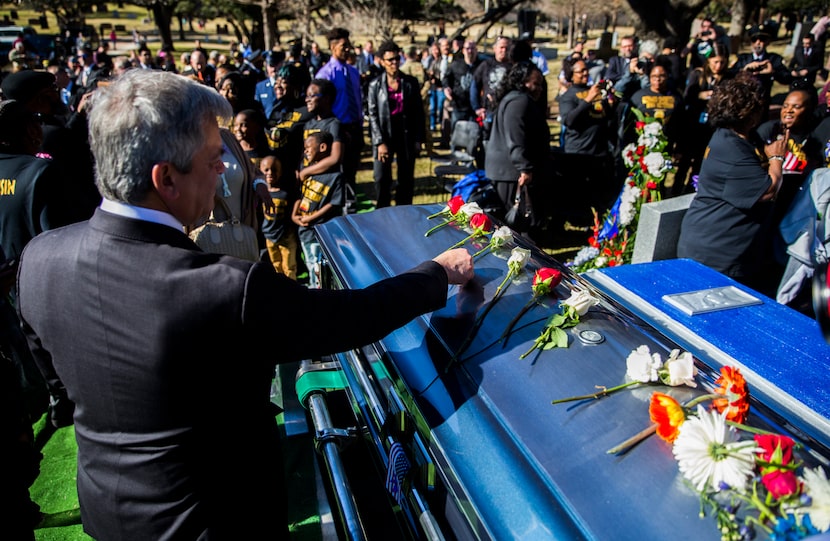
[583,259,830,451]
[314,205,830,541]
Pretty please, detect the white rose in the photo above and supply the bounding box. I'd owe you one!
[594,256,607,268]
[507,247,531,274]
[643,121,663,137]
[643,152,668,177]
[622,143,638,168]
[638,133,659,149]
[459,202,483,218]
[562,290,599,316]
[662,349,698,387]
[626,345,662,383]
[491,226,513,248]
[618,184,639,226]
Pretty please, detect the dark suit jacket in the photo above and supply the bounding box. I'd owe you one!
[731,52,791,101]
[366,72,426,159]
[17,208,449,540]
[604,55,632,84]
[789,46,823,85]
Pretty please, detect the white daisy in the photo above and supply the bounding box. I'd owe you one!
[672,406,758,493]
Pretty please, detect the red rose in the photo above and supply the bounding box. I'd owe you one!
[635,121,646,130]
[646,181,657,190]
[470,213,493,233]
[755,434,795,465]
[532,267,562,290]
[448,195,465,214]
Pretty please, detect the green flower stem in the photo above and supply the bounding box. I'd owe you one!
[606,423,657,455]
[427,209,450,220]
[519,327,550,359]
[682,392,721,409]
[725,420,780,438]
[552,380,642,404]
[453,279,511,359]
[425,217,456,237]
[494,269,517,297]
[500,297,539,347]
[449,231,479,250]
[473,244,493,259]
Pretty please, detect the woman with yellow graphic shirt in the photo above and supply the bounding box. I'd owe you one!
[628,57,683,153]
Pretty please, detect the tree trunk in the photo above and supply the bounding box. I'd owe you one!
[151,2,175,51]
[728,0,762,46]
[624,0,709,44]
[260,0,277,51]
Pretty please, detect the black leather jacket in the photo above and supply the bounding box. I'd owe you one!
[366,71,425,156]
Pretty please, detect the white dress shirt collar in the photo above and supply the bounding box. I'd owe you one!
[100,198,185,233]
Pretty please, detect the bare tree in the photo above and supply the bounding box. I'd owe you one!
[448,0,530,44]
[623,0,711,42]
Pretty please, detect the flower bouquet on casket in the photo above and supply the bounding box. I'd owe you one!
[601,364,830,541]
[568,109,674,273]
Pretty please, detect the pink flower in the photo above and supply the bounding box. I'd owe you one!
[755,434,800,498]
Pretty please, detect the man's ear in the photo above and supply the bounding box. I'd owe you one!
[151,162,180,204]
[319,142,329,154]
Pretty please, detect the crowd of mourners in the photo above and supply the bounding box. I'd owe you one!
[4,13,830,539]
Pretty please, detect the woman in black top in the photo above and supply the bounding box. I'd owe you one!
[677,74,787,295]
[673,43,732,197]
[484,62,551,235]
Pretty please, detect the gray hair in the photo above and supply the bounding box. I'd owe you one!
[639,39,659,57]
[87,69,232,204]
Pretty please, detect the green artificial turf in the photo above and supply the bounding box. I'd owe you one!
[30,393,324,540]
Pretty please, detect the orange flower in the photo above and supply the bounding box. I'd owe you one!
[649,392,686,443]
[712,366,750,423]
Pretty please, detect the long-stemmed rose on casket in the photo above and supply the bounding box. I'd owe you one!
[473,226,513,259]
[451,247,531,362]
[550,345,698,404]
[448,212,494,250]
[499,267,562,347]
[427,194,464,220]
[519,290,599,360]
[425,201,482,237]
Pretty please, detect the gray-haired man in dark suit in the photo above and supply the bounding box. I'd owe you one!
[16,69,473,541]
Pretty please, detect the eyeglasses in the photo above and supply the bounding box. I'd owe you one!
[305,93,322,99]
[572,69,587,73]
[383,56,400,63]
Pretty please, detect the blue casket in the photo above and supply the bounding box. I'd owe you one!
[306,204,830,541]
